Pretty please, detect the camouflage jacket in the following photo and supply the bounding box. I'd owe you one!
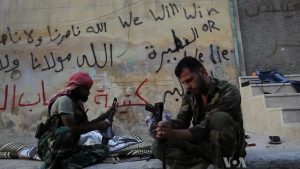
[171,78,246,156]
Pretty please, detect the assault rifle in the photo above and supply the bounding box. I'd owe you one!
[145,102,166,169]
[101,97,117,145]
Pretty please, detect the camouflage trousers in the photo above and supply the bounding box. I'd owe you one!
[152,111,245,169]
[38,127,109,169]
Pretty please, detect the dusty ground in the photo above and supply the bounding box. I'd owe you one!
[1,129,300,169]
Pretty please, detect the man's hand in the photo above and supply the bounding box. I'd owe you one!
[61,114,110,135]
[96,120,110,131]
[155,121,194,141]
[155,121,174,140]
[97,107,116,121]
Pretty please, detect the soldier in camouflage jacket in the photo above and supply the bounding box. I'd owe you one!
[152,57,246,169]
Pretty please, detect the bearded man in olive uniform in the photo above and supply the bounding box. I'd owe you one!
[38,72,114,169]
[152,57,246,169]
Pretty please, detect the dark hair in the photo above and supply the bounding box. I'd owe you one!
[175,57,204,78]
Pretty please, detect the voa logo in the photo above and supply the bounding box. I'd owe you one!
[223,157,246,168]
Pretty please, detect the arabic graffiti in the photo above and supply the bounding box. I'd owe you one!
[29,42,113,73]
[6,27,21,44]
[244,2,300,17]
[0,85,8,110]
[47,22,107,46]
[0,54,20,73]
[31,52,72,72]
[94,78,148,108]
[0,79,152,112]
[163,78,184,103]
[86,22,107,34]
[77,43,113,68]
[145,28,230,73]
[0,21,107,47]
[0,77,189,113]
[0,1,234,114]
[9,81,48,112]
[0,40,157,74]
[0,2,222,47]
[146,27,199,73]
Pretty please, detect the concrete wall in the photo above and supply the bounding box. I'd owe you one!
[0,0,237,135]
[237,0,300,75]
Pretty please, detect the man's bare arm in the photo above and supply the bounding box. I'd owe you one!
[60,114,109,135]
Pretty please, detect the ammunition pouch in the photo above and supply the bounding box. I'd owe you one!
[35,114,62,139]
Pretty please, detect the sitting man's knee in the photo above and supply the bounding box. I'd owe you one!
[209,111,234,131]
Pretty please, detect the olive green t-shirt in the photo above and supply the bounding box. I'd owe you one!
[50,95,87,125]
[50,95,76,116]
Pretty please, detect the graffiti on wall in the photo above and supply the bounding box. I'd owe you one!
[0,0,236,133]
[0,79,149,111]
[243,2,300,18]
[239,0,300,75]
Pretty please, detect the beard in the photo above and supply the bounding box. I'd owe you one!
[70,88,89,102]
[80,96,88,102]
[195,75,208,95]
